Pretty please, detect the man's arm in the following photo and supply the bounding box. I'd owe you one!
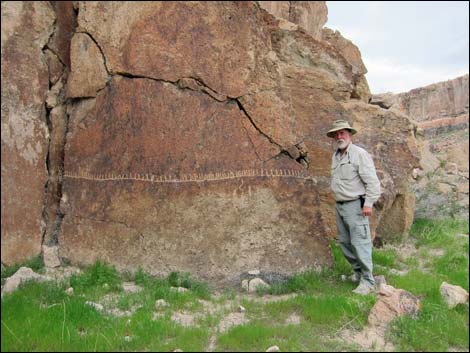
[358,151,381,214]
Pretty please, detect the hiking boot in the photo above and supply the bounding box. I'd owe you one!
[352,281,375,295]
[349,272,361,283]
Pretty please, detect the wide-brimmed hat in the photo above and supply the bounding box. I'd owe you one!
[326,120,357,138]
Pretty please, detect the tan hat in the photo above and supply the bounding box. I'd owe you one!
[326,120,357,138]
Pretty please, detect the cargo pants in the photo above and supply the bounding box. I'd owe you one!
[335,199,375,286]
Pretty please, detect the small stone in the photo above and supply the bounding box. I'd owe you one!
[124,335,132,342]
[171,286,188,293]
[241,279,249,291]
[123,282,143,293]
[248,269,260,275]
[238,305,246,313]
[249,278,270,292]
[374,275,387,288]
[65,287,74,295]
[85,301,104,311]
[440,282,469,308]
[155,299,169,308]
[266,345,280,352]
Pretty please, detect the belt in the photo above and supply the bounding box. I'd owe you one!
[336,198,359,205]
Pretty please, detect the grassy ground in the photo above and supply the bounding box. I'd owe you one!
[1,218,468,352]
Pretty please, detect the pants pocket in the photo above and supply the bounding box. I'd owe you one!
[353,219,371,243]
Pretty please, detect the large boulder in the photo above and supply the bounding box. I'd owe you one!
[57,1,419,283]
[1,2,55,265]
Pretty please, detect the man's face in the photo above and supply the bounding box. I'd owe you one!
[334,129,352,150]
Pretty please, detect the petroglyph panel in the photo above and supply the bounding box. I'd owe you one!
[64,169,317,183]
[61,76,334,283]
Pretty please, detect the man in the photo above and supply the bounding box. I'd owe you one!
[327,120,381,295]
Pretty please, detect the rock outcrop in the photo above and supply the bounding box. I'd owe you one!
[258,1,328,40]
[1,2,55,264]
[372,75,469,219]
[1,1,419,282]
[395,74,469,123]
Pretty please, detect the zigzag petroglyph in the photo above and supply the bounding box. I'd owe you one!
[64,169,317,184]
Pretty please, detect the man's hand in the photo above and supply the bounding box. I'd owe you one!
[362,206,373,217]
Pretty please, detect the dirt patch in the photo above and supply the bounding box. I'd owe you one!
[341,326,395,351]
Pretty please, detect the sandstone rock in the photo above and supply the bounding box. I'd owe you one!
[56,1,419,283]
[1,1,55,265]
[42,245,61,268]
[258,1,328,40]
[440,282,469,309]
[370,93,398,109]
[322,28,371,102]
[2,1,420,283]
[2,267,51,294]
[369,284,421,329]
[381,75,469,219]
[66,32,108,98]
[394,74,469,122]
[249,278,270,292]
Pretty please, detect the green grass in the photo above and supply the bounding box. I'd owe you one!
[216,323,358,352]
[1,217,468,352]
[385,218,469,351]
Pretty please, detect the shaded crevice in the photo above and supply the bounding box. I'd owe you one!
[43,45,66,67]
[40,1,77,249]
[233,98,282,149]
[77,30,111,76]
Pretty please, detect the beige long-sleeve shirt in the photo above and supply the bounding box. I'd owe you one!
[330,143,381,208]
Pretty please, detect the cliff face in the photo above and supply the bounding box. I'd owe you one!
[1,1,419,282]
[372,75,469,219]
[395,74,469,123]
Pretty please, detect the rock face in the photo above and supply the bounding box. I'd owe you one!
[2,1,419,280]
[395,74,469,123]
[1,2,55,264]
[258,1,328,40]
[321,28,371,103]
[372,75,469,219]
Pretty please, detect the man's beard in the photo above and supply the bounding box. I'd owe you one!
[336,139,349,150]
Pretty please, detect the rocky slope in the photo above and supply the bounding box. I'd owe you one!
[1,1,419,283]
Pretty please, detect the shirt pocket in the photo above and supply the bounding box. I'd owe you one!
[339,163,356,180]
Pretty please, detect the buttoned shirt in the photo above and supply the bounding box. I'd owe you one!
[330,143,381,208]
